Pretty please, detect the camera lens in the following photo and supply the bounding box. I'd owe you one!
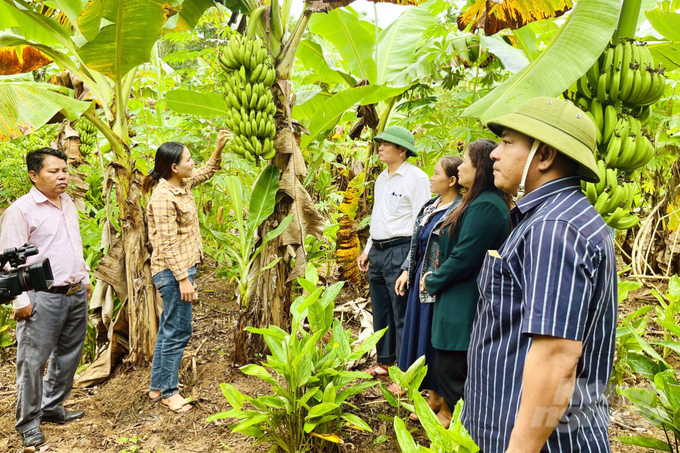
[18,259,53,292]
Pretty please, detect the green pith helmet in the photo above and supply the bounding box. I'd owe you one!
[486,97,600,183]
[374,126,417,157]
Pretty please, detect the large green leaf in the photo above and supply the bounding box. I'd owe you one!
[77,0,173,79]
[164,0,214,31]
[463,0,621,123]
[246,165,280,234]
[359,85,410,106]
[296,39,349,85]
[166,89,229,117]
[646,9,680,71]
[375,1,435,85]
[300,85,379,150]
[1,0,75,48]
[308,8,376,83]
[54,0,87,33]
[292,91,333,122]
[480,35,530,73]
[0,82,92,141]
[647,9,680,42]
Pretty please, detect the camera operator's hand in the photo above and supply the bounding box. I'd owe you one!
[179,278,196,303]
[13,304,32,322]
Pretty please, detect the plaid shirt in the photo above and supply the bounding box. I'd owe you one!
[147,156,220,280]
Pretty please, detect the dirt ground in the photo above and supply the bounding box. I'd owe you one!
[0,267,671,453]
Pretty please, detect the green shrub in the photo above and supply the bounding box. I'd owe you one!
[208,269,386,452]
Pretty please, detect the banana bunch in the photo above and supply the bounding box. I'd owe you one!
[74,118,97,156]
[219,33,277,162]
[578,40,666,107]
[569,39,666,230]
[582,161,640,230]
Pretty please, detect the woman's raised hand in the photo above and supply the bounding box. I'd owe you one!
[395,270,409,297]
[216,129,232,152]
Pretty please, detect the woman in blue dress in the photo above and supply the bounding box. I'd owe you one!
[393,155,463,417]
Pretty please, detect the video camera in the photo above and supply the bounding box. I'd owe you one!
[0,244,53,303]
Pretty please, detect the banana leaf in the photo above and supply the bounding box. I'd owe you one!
[463,0,621,123]
[300,85,379,150]
[1,0,74,48]
[480,35,530,73]
[308,8,377,83]
[166,89,229,117]
[164,0,215,32]
[246,165,280,234]
[292,90,333,122]
[297,39,353,86]
[646,9,680,71]
[375,0,436,85]
[0,82,92,141]
[77,0,174,78]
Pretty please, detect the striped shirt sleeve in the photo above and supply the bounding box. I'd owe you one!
[150,194,188,281]
[521,220,594,341]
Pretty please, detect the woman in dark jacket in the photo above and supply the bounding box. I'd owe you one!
[393,156,464,416]
[422,139,511,427]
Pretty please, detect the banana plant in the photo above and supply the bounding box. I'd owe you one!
[0,0,215,375]
[204,165,293,311]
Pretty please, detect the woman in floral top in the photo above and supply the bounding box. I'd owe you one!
[142,130,230,413]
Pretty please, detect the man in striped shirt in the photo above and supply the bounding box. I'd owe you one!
[463,97,617,453]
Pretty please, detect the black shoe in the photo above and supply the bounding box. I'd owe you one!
[21,426,46,447]
[41,409,85,424]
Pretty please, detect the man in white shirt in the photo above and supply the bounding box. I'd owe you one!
[357,126,430,376]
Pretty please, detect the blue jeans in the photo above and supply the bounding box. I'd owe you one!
[150,266,196,399]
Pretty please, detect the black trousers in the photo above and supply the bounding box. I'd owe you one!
[434,348,469,410]
[368,243,409,364]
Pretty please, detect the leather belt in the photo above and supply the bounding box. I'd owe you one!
[372,236,410,250]
[46,283,82,296]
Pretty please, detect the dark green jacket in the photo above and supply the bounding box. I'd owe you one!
[424,190,510,351]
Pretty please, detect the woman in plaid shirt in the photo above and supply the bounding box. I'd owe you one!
[142,130,231,413]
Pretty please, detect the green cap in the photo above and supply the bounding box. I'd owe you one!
[486,97,600,183]
[374,126,417,157]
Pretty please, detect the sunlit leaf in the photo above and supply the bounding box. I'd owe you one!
[458,0,574,35]
[77,0,173,78]
[308,8,377,83]
[0,82,92,141]
[166,89,229,118]
[463,0,620,123]
[375,0,436,85]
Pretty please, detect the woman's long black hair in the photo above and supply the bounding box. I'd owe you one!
[440,139,511,235]
[141,142,186,195]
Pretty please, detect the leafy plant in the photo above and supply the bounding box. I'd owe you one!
[380,356,428,420]
[394,395,479,453]
[618,369,680,452]
[203,165,292,310]
[207,268,386,452]
[651,275,680,358]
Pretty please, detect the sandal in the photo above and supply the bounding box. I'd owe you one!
[366,364,390,377]
[161,395,194,413]
[148,391,161,402]
[387,382,407,397]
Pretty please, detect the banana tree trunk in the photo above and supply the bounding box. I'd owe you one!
[114,164,161,364]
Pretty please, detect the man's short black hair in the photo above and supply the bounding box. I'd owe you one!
[26,148,68,174]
